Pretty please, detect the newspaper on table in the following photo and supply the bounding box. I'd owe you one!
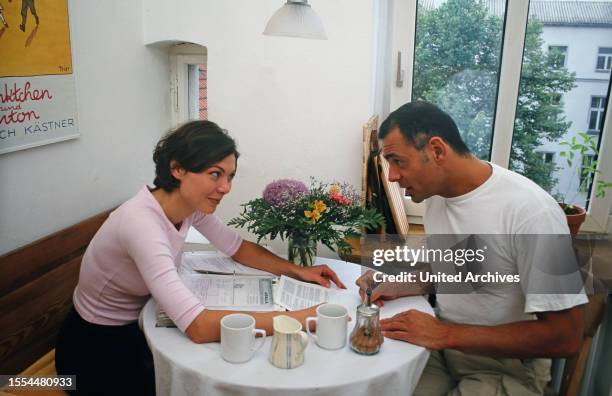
[156,273,276,327]
[156,252,276,327]
[157,251,358,326]
[181,251,271,276]
[274,275,359,311]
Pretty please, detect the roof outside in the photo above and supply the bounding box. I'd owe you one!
[420,1,612,27]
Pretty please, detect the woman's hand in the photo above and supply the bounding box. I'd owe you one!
[295,265,347,289]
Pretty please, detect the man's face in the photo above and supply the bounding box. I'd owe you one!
[382,128,442,203]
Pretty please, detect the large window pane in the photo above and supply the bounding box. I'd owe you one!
[412,0,507,160]
[509,1,612,209]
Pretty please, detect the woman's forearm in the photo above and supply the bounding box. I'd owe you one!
[231,240,299,277]
[185,307,313,344]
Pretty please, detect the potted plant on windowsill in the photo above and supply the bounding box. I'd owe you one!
[558,133,612,235]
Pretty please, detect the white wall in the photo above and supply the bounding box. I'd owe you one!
[1,0,376,255]
[144,0,375,250]
[0,0,171,254]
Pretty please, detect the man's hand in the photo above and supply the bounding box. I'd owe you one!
[296,265,346,289]
[355,270,415,305]
[381,309,450,350]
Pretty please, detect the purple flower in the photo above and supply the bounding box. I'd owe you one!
[263,179,309,206]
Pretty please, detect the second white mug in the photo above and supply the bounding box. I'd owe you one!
[306,303,348,350]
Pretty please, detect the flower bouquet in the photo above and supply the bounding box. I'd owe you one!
[228,179,385,266]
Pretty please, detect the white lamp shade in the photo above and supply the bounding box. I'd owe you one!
[263,2,327,40]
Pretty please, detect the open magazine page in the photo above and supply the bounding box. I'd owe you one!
[274,275,359,311]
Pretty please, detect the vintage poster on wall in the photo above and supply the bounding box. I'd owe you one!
[0,0,78,155]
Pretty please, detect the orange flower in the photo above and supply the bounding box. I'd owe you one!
[304,209,322,223]
[313,200,327,213]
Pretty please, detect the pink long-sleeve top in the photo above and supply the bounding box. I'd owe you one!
[73,186,242,332]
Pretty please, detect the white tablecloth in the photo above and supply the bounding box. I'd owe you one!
[142,259,432,396]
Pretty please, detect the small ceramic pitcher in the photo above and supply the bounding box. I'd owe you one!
[269,315,309,369]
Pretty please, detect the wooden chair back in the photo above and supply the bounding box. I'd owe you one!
[362,115,409,235]
[558,293,607,396]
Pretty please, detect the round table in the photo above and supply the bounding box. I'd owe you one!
[142,259,432,396]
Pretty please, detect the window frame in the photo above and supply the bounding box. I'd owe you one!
[382,0,612,233]
[548,45,568,68]
[587,95,606,135]
[169,44,207,125]
[537,151,555,164]
[596,47,612,73]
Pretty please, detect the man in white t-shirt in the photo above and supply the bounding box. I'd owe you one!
[357,101,587,395]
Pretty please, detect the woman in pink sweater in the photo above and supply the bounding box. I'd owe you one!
[55,120,345,395]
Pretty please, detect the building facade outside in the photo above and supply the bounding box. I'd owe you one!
[534,1,612,208]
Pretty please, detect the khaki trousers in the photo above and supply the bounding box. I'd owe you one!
[414,349,551,396]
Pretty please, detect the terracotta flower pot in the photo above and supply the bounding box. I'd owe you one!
[559,203,586,235]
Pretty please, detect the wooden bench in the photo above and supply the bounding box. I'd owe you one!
[0,210,112,393]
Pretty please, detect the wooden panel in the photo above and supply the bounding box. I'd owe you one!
[361,115,379,206]
[0,210,112,296]
[379,156,410,235]
[0,209,111,378]
[0,256,81,374]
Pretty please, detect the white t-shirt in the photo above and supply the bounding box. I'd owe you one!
[424,163,587,326]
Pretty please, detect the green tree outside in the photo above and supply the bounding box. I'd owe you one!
[413,0,576,193]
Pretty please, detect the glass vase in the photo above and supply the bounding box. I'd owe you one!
[287,235,317,267]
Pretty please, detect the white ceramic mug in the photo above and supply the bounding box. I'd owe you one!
[269,315,309,369]
[220,314,266,363]
[306,303,348,350]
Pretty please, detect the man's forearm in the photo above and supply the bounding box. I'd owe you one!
[444,309,583,358]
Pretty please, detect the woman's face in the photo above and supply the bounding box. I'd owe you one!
[172,154,237,214]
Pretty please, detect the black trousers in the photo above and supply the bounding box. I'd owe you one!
[55,307,155,396]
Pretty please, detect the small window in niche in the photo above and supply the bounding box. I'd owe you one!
[169,43,207,124]
[187,64,208,120]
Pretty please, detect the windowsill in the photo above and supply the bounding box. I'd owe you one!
[339,222,426,264]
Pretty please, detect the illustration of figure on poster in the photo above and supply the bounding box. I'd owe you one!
[0,1,10,29]
[19,0,39,32]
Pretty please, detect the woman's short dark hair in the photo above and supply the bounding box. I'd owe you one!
[379,101,471,156]
[153,120,239,192]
